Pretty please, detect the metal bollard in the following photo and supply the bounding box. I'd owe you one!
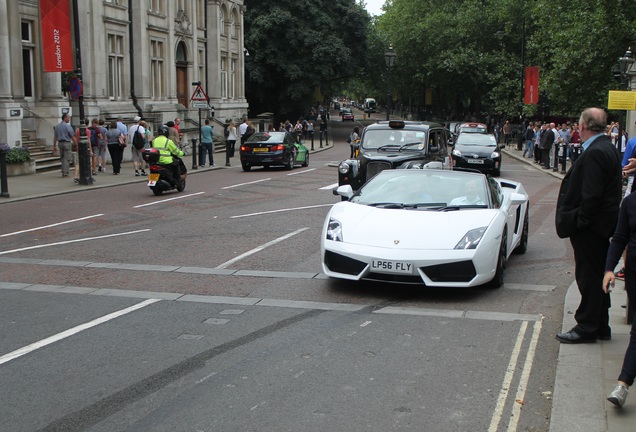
[191,138,198,169]
[78,126,93,185]
[0,146,9,198]
[310,132,314,151]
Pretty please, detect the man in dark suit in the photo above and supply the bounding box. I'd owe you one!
[540,123,554,169]
[555,107,623,343]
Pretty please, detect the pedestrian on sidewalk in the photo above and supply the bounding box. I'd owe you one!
[503,120,512,147]
[555,107,622,344]
[226,120,237,158]
[603,189,636,407]
[105,121,124,175]
[128,116,147,176]
[199,118,214,167]
[53,113,76,178]
[522,122,534,158]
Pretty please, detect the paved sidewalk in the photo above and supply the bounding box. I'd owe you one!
[0,141,333,204]
[503,146,634,431]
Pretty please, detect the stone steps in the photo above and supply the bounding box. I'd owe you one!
[23,130,61,173]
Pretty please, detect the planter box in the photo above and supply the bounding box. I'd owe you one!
[5,160,36,177]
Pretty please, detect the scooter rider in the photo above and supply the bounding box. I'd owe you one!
[152,125,186,180]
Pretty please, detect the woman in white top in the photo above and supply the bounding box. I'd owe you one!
[227,120,238,157]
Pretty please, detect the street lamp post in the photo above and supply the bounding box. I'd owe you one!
[618,48,634,150]
[384,46,397,121]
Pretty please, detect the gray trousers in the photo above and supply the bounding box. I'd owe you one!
[58,141,72,175]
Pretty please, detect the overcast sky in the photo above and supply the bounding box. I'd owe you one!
[364,0,385,16]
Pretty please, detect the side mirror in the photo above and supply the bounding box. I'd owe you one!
[333,184,354,199]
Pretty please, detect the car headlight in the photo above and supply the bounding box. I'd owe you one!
[452,149,462,157]
[491,151,500,158]
[454,227,487,250]
[338,162,351,174]
[326,217,343,242]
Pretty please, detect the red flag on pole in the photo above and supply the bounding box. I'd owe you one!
[40,0,74,72]
[524,66,540,105]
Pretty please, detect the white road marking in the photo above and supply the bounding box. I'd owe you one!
[360,321,372,327]
[488,321,528,432]
[0,298,160,365]
[287,168,316,176]
[0,214,104,238]
[134,192,205,208]
[507,318,543,432]
[0,229,151,256]
[320,183,339,190]
[231,203,332,219]
[221,178,271,189]
[215,228,310,269]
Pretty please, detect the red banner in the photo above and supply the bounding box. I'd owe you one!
[40,0,74,72]
[524,66,540,105]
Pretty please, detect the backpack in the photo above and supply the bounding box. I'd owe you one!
[224,126,230,138]
[132,126,145,149]
[89,126,100,147]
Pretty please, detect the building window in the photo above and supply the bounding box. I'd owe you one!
[232,11,240,38]
[230,59,236,99]
[21,21,34,98]
[220,10,227,35]
[107,34,124,100]
[105,0,126,6]
[198,48,205,86]
[148,0,164,14]
[150,39,165,99]
[220,58,227,99]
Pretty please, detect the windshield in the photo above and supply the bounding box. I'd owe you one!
[362,129,427,150]
[351,170,489,208]
[247,132,284,143]
[455,134,497,147]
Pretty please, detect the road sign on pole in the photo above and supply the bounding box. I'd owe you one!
[191,101,209,109]
[191,85,208,101]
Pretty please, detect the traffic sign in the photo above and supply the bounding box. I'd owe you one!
[191,101,209,109]
[191,84,208,101]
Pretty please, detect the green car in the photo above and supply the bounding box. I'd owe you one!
[239,131,309,171]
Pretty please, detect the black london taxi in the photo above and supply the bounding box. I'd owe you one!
[337,120,451,191]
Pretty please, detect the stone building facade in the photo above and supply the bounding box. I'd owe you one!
[0,0,248,149]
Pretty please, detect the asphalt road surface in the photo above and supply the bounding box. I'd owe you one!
[0,117,570,432]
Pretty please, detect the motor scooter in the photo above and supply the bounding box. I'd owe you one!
[142,148,187,196]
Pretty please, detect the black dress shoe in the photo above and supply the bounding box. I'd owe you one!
[555,330,597,344]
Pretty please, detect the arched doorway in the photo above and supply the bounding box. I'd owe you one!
[176,42,188,107]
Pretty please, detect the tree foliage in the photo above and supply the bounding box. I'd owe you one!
[243,0,370,119]
[373,0,636,120]
[243,0,636,121]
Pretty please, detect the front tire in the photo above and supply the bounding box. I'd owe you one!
[176,179,186,192]
[486,231,507,288]
[301,153,309,167]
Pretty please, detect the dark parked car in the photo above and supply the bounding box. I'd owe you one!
[240,131,309,171]
[451,133,501,176]
[337,120,451,191]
